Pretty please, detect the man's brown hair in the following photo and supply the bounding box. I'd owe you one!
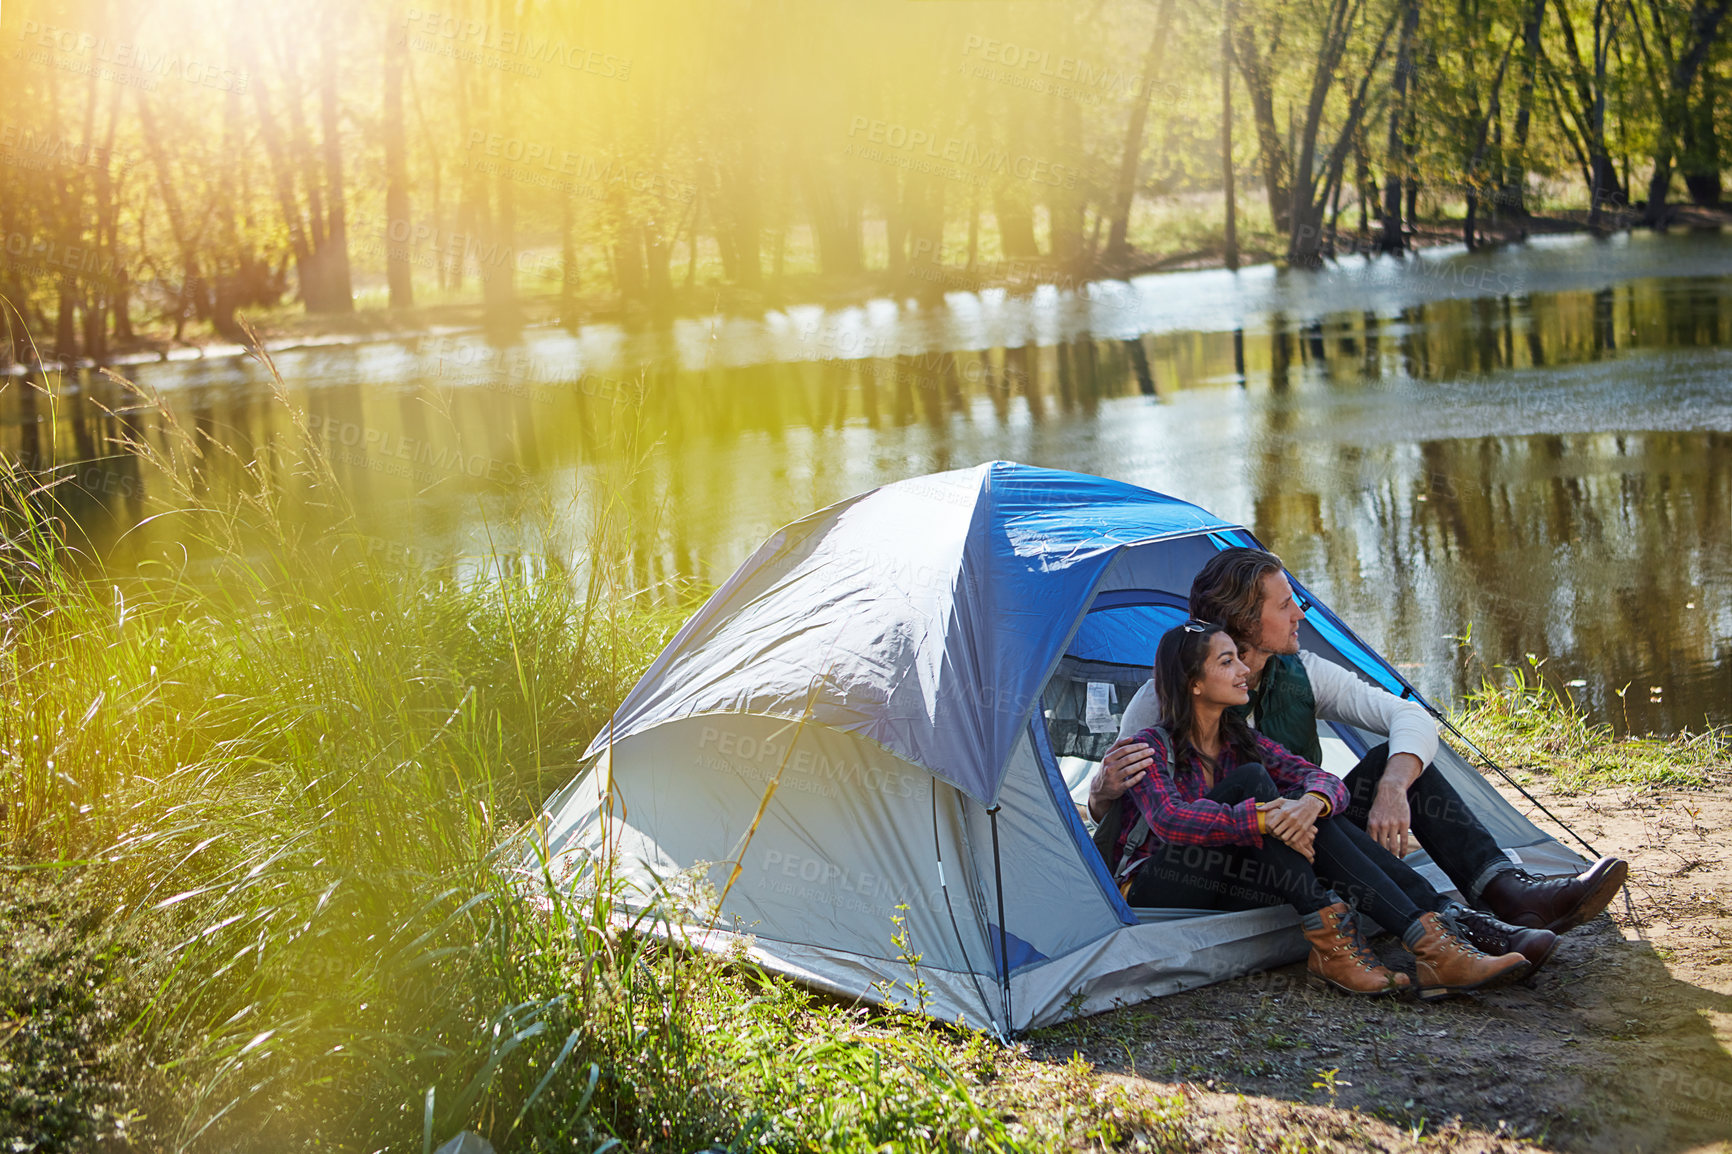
[1189,546,1286,646]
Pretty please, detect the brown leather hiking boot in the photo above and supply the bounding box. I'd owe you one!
[1407,910,1530,1000]
[1479,856,1629,934]
[1302,901,1410,997]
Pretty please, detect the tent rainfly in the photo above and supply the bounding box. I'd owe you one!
[532,462,1584,1035]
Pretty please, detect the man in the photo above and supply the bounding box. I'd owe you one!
[1089,546,1629,969]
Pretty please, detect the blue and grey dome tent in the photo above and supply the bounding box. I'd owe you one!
[533,461,1584,1034]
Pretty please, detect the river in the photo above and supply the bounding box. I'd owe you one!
[7,229,1730,735]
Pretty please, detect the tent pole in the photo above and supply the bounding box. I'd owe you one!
[987,805,1013,1033]
[932,785,1002,1040]
[1417,699,1607,861]
[1424,703,1643,930]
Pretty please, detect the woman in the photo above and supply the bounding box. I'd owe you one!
[1110,621,1530,999]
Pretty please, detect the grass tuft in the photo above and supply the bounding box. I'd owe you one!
[0,346,1082,1152]
[1450,656,1730,794]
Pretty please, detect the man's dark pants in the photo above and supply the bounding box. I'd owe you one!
[1340,742,1509,903]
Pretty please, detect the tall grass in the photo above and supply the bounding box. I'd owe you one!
[0,349,1043,1152]
[1450,654,1729,794]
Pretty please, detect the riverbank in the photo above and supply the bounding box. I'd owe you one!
[6,653,1729,1152]
[3,391,1729,1151]
[9,203,1730,378]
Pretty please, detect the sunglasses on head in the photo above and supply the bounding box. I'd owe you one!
[1179,619,1214,633]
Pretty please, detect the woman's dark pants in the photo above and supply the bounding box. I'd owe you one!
[1124,762,1438,937]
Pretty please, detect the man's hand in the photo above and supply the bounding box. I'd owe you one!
[1258,798,1318,862]
[1087,738,1154,822]
[1367,779,1412,858]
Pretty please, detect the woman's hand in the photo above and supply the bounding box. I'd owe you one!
[1261,795,1324,841]
[1282,821,1317,863]
[1258,796,1325,862]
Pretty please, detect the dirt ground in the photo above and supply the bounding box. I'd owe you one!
[1018,768,1732,1153]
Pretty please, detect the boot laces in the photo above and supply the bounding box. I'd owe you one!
[1508,867,1568,890]
[1336,909,1382,970]
[1436,909,1490,958]
[1443,904,1506,952]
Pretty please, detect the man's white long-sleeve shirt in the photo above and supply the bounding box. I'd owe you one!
[1114,650,1439,766]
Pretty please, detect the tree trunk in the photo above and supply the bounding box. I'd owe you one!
[207,50,257,343]
[1682,64,1722,204]
[613,220,646,302]
[1380,0,1422,252]
[732,134,763,288]
[802,167,862,276]
[243,30,319,310]
[1502,0,1548,216]
[1553,0,1627,223]
[994,188,1040,258]
[1644,0,1732,224]
[1289,0,1398,266]
[1222,0,1239,271]
[905,172,946,287]
[480,53,519,338]
[1105,0,1178,263]
[317,4,355,313]
[1232,22,1291,233]
[384,1,414,308]
[560,194,580,329]
[280,34,333,307]
[643,214,674,315]
[1049,100,1088,269]
[882,167,909,278]
[55,286,78,364]
[134,89,207,333]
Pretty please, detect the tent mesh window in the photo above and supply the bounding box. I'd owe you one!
[1042,655,1151,763]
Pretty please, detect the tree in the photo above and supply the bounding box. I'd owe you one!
[384,0,413,308]
[1500,0,1550,216]
[1105,0,1180,264]
[1546,0,1629,222]
[1628,0,1732,223]
[1283,0,1401,265]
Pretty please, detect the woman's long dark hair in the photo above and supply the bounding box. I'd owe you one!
[1153,622,1260,772]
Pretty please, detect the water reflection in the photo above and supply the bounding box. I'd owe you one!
[3,232,1729,735]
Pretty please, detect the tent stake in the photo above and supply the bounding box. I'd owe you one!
[987,805,1013,1034]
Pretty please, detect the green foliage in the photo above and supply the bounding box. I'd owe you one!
[1451,654,1728,793]
[0,360,1063,1152]
[0,869,156,1152]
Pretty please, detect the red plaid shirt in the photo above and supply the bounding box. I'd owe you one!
[1114,727,1349,874]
